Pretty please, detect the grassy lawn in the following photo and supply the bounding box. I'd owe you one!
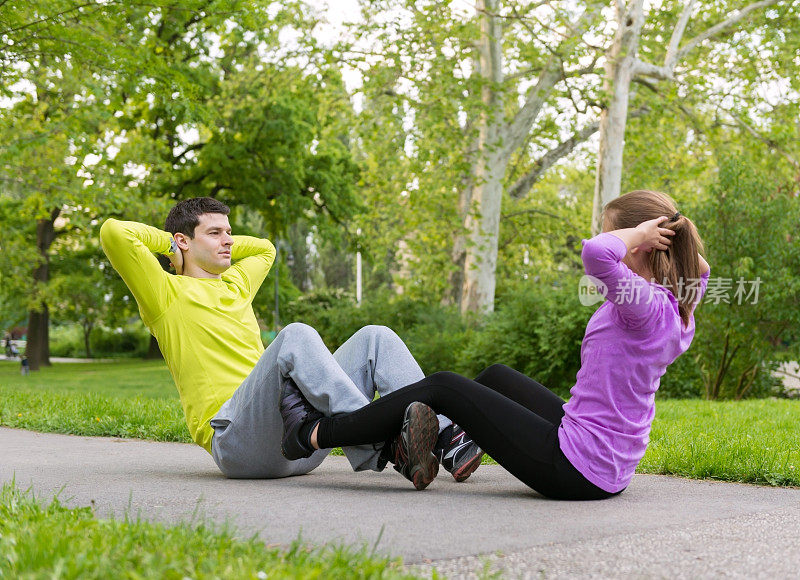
[2,359,798,577]
[639,399,800,486]
[2,359,799,487]
[0,482,413,579]
[0,360,188,442]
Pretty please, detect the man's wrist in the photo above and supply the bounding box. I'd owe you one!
[164,238,178,256]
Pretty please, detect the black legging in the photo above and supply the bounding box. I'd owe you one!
[316,364,620,500]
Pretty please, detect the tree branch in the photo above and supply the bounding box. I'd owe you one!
[633,0,780,80]
[2,1,113,35]
[663,0,697,73]
[730,112,800,170]
[676,0,780,61]
[508,120,600,199]
[502,3,602,158]
[174,142,205,162]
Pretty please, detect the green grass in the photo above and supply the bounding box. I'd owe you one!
[640,399,800,486]
[0,359,176,399]
[0,360,188,442]
[0,482,415,579]
[2,359,799,487]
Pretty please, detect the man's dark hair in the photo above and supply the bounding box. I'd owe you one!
[164,197,230,238]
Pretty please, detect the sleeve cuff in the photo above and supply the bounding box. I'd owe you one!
[163,238,178,256]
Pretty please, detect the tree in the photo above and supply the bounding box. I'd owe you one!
[691,157,800,399]
[591,0,788,233]
[51,270,105,359]
[1,2,361,368]
[346,1,606,312]
[1,0,123,89]
[0,55,104,369]
[345,0,799,312]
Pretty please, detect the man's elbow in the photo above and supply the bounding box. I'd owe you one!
[99,218,118,245]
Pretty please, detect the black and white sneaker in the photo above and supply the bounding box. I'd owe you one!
[435,424,484,482]
[280,381,322,460]
[388,402,439,490]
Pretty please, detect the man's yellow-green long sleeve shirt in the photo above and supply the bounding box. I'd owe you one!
[100,218,276,453]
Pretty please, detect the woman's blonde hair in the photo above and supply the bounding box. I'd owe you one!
[603,190,705,326]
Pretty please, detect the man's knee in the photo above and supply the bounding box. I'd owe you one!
[281,322,322,343]
[356,324,397,341]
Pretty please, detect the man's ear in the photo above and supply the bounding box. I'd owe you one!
[174,232,190,251]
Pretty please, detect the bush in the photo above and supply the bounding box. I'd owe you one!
[49,323,150,358]
[283,278,593,396]
[283,290,472,374]
[688,157,800,399]
[460,276,593,397]
[50,325,84,358]
[658,350,705,399]
[90,325,150,358]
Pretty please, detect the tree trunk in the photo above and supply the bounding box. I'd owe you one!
[83,320,93,359]
[591,0,646,234]
[26,306,50,371]
[444,183,472,308]
[26,209,60,371]
[460,0,505,314]
[461,160,505,314]
[454,3,598,311]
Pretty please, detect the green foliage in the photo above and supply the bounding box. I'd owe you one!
[658,350,706,399]
[4,359,800,488]
[175,63,361,234]
[641,399,800,487]
[461,276,593,396]
[0,483,413,579]
[689,157,800,399]
[283,290,473,375]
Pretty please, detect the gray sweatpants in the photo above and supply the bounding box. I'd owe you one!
[210,323,450,478]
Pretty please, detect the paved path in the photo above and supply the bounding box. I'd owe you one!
[2,427,799,578]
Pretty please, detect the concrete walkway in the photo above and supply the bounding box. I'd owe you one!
[2,427,799,578]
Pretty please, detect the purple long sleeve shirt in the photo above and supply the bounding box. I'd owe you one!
[559,233,709,493]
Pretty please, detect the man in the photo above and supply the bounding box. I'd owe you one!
[100,197,482,488]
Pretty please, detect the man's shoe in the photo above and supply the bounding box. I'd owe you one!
[435,424,484,482]
[280,381,322,460]
[389,402,439,490]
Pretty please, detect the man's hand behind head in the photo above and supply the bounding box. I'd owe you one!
[168,243,184,275]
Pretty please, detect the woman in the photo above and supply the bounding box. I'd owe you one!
[283,190,711,499]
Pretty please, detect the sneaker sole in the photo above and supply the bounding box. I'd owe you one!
[404,402,440,490]
[451,452,484,482]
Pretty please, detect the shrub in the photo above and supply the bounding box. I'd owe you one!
[49,323,149,358]
[688,157,800,399]
[658,350,705,399]
[460,276,592,397]
[282,290,472,374]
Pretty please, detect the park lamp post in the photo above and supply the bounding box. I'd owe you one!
[272,239,295,333]
[356,228,362,306]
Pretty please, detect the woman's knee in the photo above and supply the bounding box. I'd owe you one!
[427,371,474,391]
[474,363,513,383]
[282,321,317,336]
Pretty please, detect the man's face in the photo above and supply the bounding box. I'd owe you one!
[184,213,234,276]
